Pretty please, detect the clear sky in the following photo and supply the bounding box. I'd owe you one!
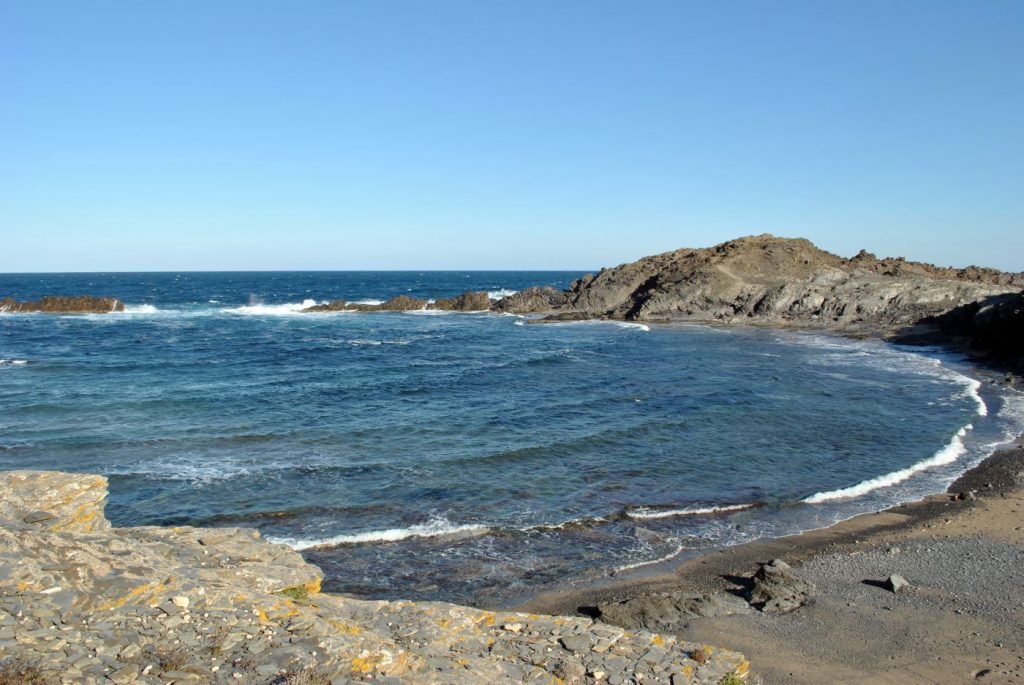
[2,1,1022,272]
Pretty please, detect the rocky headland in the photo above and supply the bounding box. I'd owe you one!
[0,296,125,314]
[0,471,749,684]
[494,234,1024,370]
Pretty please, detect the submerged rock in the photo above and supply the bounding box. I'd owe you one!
[0,470,750,684]
[0,295,124,313]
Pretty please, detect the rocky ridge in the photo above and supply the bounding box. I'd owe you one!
[0,296,125,314]
[496,235,1022,336]
[0,471,749,684]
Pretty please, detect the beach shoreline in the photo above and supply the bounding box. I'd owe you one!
[514,434,1024,683]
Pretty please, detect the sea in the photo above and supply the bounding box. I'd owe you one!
[2,271,1022,607]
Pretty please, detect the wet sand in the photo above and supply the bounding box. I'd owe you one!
[517,437,1024,684]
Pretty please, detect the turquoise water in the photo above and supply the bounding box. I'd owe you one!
[2,272,1021,606]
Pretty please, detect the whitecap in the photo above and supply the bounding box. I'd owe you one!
[269,518,490,550]
[488,289,517,300]
[223,299,320,316]
[613,544,687,573]
[804,424,973,503]
[121,304,160,314]
[627,503,752,520]
[615,322,651,332]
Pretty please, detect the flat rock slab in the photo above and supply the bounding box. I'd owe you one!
[0,470,750,684]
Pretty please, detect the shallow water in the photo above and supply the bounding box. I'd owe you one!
[2,271,1021,606]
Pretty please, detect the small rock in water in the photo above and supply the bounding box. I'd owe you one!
[885,574,911,593]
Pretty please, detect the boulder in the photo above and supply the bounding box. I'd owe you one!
[745,558,816,612]
[885,574,911,593]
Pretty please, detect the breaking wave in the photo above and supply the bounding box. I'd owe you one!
[270,519,491,550]
[804,424,973,503]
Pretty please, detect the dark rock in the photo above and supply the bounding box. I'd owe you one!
[429,291,491,311]
[745,558,816,612]
[0,295,125,314]
[491,286,570,313]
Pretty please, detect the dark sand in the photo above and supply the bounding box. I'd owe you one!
[517,437,1024,684]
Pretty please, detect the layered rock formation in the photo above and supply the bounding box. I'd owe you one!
[0,471,749,684]
[304,291,491,313]
[495,235,1023,337]
[0,295,124,314]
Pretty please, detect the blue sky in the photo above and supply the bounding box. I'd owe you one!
[2,1,1022,272]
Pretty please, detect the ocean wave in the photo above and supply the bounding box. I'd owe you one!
[0,359,28,366]
[615,322,651,332]
[121,304,160,314]
[270,518,491,550]
[626,503,754,520]
[962,377,988,416]
[803,424,973,503]
[488,289,517,300]
[613,544,687,573]
[348,338,412,347]
[223,299,320,316]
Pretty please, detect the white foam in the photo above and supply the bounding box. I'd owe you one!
[224,299,320,316]
[349,299,383,306]
[513,320,525,326]
[488,289,517,300]
[615,322,651,332]
[121,304,159,314]
[0,359,28,366]
[963,377,988,416]
[270,519,490,550]
[804,424,973,504]
[628,503,752,520]
[614,544,687,573]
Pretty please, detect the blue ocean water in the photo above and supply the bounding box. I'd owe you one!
[2,271,1022,607]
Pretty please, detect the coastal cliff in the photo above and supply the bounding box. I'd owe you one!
[0,471,748,684]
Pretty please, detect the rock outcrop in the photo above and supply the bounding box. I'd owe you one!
[0,296,125,314]
[0,471,749,684]
[506,235,1022,334]
[744,559,816,613]
[431,291,491,311]
[491,287,570,314]
[894,291,1024,372]
[304,292,491,313]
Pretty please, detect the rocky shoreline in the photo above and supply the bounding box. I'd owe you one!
[518,437,1024,684]
[0,471,749,685]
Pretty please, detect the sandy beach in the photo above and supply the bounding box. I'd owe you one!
[518,435,1024,684]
